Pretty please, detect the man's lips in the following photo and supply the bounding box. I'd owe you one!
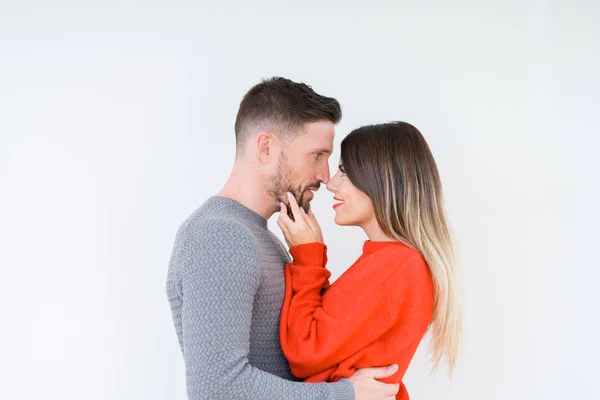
[306,188,319,197]
[305,186,320,197]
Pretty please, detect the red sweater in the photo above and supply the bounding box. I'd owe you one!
[280,240,434,400]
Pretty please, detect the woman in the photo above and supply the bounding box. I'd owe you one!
[277,121,462,399]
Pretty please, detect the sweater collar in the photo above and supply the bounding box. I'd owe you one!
[210,196,268,229]
[362,240,409,255]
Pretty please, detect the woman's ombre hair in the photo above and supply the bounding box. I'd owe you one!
[340,121,462,375]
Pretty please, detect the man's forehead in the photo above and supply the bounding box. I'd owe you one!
[287,140,332,158]
[297,127,334,151]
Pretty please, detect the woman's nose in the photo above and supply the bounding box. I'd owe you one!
[326,176,337,193]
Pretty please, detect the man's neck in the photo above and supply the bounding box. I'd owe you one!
[217,164,277,220]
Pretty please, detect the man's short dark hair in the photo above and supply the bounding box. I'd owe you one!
[234,77,342,155]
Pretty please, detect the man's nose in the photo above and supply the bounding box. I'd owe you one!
[316,165,331,184]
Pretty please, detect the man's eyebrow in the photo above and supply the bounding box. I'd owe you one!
[313,148,332,154]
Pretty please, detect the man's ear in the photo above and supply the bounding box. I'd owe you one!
[256,131,275,164]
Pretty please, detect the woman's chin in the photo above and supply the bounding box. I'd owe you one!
[334,214,351,226]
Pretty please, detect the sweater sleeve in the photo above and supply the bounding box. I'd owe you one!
[175,221,355,400]
[280,242,418,378]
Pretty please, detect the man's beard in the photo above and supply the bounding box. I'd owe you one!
[267,154,318,215]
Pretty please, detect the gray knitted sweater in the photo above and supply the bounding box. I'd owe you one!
[166,196,355,399]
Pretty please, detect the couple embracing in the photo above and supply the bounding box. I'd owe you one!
[166,77,461,400]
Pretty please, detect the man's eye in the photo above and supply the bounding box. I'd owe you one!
[314,153,322,159]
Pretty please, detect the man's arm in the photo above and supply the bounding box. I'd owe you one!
[175,219,354,400]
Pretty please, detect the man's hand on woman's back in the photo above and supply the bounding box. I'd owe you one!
[348,364,400,400]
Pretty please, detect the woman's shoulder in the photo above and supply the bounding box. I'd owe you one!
[373,246,433,302]
[368,243,430,278]
[368,242,424,263]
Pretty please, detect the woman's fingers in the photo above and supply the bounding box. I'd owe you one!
[277,217,288,236]
[279,194,322,246]
[303,209,317,232]
[305,207,319,227]
[305,207,321,231]
[305,207,324,243]
[277,218,292,247]
[286,192,304,224]
[278,202,292,228]
[279,202,292,222]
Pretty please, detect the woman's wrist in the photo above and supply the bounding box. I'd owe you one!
[290,242,327,266]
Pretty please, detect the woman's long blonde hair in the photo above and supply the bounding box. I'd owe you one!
[341,121,462,375]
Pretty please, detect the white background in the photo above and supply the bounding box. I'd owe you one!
[1,1,599,399]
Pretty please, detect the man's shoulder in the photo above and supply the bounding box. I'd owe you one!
[177,196,259,240]
[171,213,260,280]
[177,212,255,248]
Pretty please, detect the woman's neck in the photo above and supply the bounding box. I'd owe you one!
[361,218,398,242]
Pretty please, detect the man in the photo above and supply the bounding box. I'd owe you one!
[166,77,400,399]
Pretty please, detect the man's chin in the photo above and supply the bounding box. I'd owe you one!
[279,190,312,212]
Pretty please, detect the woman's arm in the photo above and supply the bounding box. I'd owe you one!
[279,242,417,379]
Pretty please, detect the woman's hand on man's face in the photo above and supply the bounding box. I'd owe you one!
[277,192,323,248]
